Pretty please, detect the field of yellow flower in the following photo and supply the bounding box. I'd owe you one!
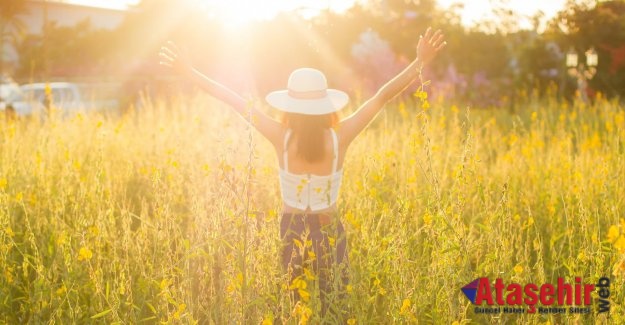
[0,91,623,323]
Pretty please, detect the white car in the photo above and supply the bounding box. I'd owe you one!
[1,77,21,110]
[3,82,119,117]
[19,82,84,114]
[2,82,81,116]
[19,82,119,116]
[1,80,20,103]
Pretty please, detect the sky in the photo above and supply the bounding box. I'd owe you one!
[65,0,138,10]
[437,0,567,30]
[65,0,568,29]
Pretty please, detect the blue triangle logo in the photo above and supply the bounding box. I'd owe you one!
[461,279,481,304]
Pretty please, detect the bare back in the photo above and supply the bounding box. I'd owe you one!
[278,128,346,175]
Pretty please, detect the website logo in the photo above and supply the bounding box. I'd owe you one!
[461,277,610,314]
[461,278,480,304]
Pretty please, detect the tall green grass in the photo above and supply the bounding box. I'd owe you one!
[1,92,623,324]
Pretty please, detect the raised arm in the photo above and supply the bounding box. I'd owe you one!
[159,42,283,147]
[339,28,446,147]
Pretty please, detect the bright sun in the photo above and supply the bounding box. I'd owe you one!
[199,0,357,27]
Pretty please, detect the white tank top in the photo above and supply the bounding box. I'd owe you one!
[279,128,343,211]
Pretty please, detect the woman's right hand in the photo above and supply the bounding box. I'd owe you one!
[416,27,446,66]
[159,41,193,75]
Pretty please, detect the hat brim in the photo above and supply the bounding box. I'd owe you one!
[265,89,349,115]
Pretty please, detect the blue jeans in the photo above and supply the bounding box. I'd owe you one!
[280,212,349,317]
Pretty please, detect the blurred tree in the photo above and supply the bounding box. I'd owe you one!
[0,0,28,77]
[111,0,212,83]
[361,0,436,58]
[517,32,563,92]
[365,0,436,18]
[17,20,116,79]
[10,0,624,105]
[547,0,625,97]
[109,0,208,109]
[113,0,197,59]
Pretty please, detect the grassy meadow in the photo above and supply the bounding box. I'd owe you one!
[1,90,624,324]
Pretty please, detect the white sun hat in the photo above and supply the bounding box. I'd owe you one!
[265,68,349,115]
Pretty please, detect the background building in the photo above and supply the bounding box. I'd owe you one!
[3,0,127,69]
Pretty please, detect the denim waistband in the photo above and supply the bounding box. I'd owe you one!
[281,212,337,228]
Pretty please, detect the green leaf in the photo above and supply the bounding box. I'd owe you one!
[90,309,112,319]
[146,302,157,314]
[139,316,157,322]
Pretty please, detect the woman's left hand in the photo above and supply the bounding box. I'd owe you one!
[159,41,193,75]
[417,27,446,66]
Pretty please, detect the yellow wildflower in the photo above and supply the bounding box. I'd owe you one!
[513,264,523,274]
[289,277,307,290]
[4,267,14,284]
[261,315,274,325]
[298,288,310,302]
[56,284,66,296]
[423,212,432,225]
[414,90,428,101]
[300,305,313,325]
[522,217,535,230]
[328,236,336,247]
[88,226,99,237]
[294,304,313,325]
[614,236,625,253]
[400,299,411,315]
[56,232,67,246]
[607,226,619,242]
[303,268,316,281]
[172,303,186,320]
[160,278,171,291]
[78,246,93,261]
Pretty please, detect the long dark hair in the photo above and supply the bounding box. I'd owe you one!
[282,112,339,163]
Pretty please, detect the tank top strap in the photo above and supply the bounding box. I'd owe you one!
[283,129,291,172]
[330,128,339,173]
